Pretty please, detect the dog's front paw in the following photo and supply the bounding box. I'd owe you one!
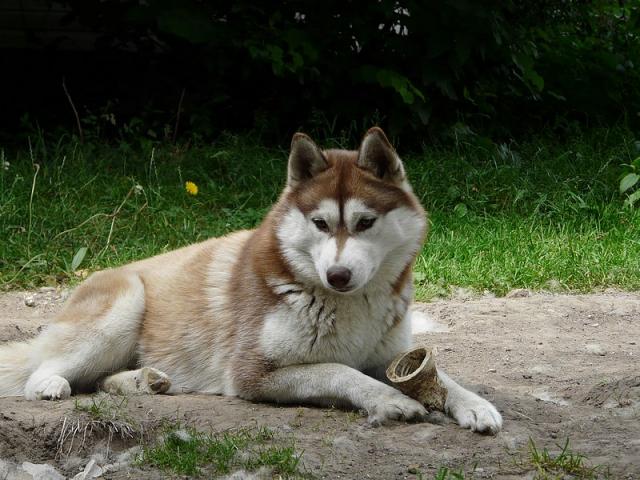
[365,391,427,426]
[446,394,502,434]
[25,375,71,401]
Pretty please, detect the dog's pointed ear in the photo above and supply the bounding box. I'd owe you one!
[287,133,328,188]
[357,127,406,186]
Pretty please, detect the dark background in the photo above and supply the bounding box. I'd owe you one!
[2,0,639,146]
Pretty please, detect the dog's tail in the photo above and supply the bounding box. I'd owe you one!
[0,339,39,396]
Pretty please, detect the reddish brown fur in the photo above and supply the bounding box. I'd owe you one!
[290,150,417,215]
[55,270,134,325]
[228,225,285,396]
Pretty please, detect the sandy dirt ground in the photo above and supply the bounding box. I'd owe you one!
[0,288,638,479]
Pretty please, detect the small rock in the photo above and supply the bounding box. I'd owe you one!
[333,435,356,451]
[60,455,85,472]
[0,460,13,479]
[532,389,570,406]
[167,428,193,443]
[502,434,519,450]
[222,467,272,479]
[407,464,420,474]
[487,368,497,373]
[280,423,293,433]
[506,288,531,298]
[115,445,142,466]
[24,295,36,307]
[1,460,32,480]
[72,459,104,480]
[88,453,106,466]
[585,344,607,356]
[21,462,65,480]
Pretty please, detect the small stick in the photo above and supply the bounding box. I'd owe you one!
[97,185,136,259]
[27,161,40,258]
[173,88,186,144]
[62,77,84,143]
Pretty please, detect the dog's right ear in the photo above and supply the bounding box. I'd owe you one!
[287,133,328,188]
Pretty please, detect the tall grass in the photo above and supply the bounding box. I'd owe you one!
[1,129,638,299]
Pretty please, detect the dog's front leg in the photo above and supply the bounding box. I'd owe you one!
[437,369,502,434]
[365,365,502,434]
[246,363,427,426]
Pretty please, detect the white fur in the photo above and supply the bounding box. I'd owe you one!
[260,282,410,369]
[277,206,328,288]
[0,339,42,396]
[251,362,427,426]
[173,240,247,396]
[19,274,144,399]
[439,370,503,434]
[277,199,426,294]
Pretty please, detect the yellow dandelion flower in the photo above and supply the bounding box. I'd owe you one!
[185,181,198,196]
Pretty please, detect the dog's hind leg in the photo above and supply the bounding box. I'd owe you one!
[23,270,145,400]
[100,367,171,396]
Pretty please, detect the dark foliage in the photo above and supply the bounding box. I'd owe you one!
[2,1,639,144]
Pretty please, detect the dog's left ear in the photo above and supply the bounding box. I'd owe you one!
[357,127,406,186]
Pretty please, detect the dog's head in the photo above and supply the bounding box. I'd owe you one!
[275,128,427,294]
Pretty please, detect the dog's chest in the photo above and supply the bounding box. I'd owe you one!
[260,285,408,368]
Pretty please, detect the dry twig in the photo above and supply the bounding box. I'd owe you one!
[62,77,84,143]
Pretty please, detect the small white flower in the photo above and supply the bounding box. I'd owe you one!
[1,160,8,171]
[134,184,144,195]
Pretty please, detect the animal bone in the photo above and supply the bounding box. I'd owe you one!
[386,345,448,411]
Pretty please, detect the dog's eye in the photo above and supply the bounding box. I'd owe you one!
[312,218,329,232]
[356,217,376,232]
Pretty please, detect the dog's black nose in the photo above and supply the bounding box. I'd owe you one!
[327,266,352,290]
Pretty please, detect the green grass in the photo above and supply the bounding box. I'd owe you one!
[431,466,466,479]
[413,438,608,479]
[140,424,307,478]
[527,438,608,479]
[1,128,639,299]
[74,393,131,422]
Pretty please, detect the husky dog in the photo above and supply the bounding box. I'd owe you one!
[0,128,501,433]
